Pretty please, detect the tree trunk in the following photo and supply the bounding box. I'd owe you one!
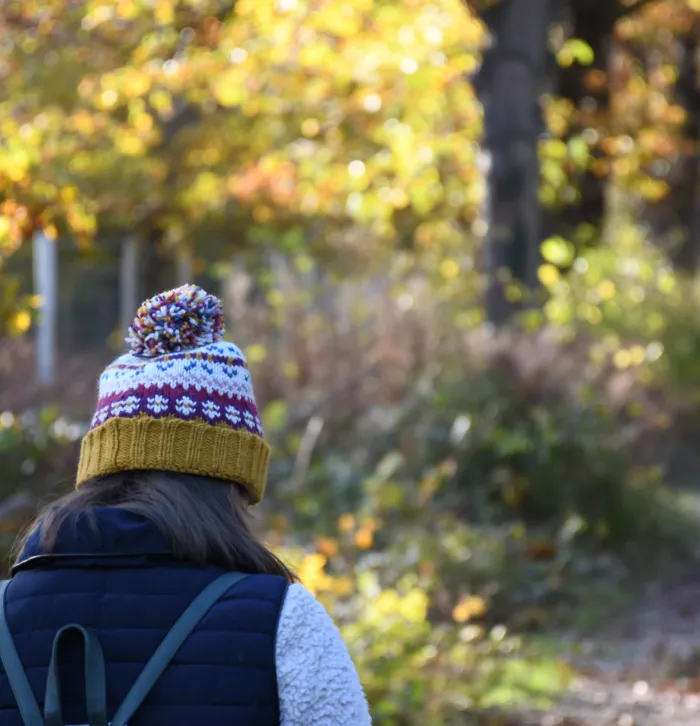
[654,28,700,272]
[549,1,616,245]
[475,0,551,324]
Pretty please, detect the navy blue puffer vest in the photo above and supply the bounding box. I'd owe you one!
[0,507,288,726]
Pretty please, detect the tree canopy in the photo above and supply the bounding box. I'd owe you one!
[0,0,484,266]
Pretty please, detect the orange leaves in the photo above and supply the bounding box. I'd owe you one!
[314,536,339,558]
[452,595,487,623]
[338,513,355,533]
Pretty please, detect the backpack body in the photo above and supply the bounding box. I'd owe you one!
[0,507,288,726]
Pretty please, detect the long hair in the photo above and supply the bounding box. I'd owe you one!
[12,470,296,582]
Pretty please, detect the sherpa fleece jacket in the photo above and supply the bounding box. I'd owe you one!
[276,584,372,725]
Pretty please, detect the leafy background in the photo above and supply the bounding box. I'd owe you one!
[3,0,700,724]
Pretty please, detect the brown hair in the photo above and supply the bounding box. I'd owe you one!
[12,470,297,582]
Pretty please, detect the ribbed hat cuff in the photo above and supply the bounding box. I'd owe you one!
[76,416,270,504]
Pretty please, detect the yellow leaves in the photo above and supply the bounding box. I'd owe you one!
[0,0,485,251]
[656,271,676,294]
[134,112,154,134]
[301,119,320,138]
[597,280,616,301]
[11,310,31,334]
[0,216,12,245]
[375,588,428,624]
[115,0,138,20]
[113,130,145,156]
[246,344,268,364]
[82,4,116,30]
[120,69,151,99]
[452,595,487,623]
[541,237,576,268]
[537,264,560,288]
[541,139,568,161]
[154,0,175,25]
[312,0,365,38]
[99,89,119,110]
[440,259,459,280]
[338,513,355,533]
[638,178,669,203]
[613,345,647,370]
[71,112,96,135]
[149,90,173,116]
[212,70,247,108]
[298,553,333,595]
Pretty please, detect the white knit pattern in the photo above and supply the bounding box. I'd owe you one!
[89,340,263,436]
[97,342,255,401]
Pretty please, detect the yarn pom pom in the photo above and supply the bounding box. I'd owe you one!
[127,284,225,357]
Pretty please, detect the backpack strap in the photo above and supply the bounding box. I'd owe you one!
[110,571,249,726]
[44,624,108,726]
[0,571,248,726]
[0,579,43,726]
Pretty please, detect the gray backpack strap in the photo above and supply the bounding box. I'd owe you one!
[0,571,247,726]
[0,579,43,726]
[110,571,249,726]
[44,624,108,726]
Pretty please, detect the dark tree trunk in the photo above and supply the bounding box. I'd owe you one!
[674,28,700,272]
[475,0,551,324]
[549,1,616,245]
[647,27,700,272]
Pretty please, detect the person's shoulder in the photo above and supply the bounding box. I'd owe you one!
[280,583,329,620]
[220,571,289,605]
[276,583,343,651]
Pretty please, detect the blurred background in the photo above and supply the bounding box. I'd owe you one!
[2,0,700,723]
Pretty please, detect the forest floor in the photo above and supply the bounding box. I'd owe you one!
[524,569,700,726]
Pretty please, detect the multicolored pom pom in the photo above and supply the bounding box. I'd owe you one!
[126,284,225,357]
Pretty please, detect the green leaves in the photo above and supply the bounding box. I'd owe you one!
[556,38,595,67]
[541,236,576,268]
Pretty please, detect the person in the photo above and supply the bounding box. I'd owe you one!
[0,284,372,726]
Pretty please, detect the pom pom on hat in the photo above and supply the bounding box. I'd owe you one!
[126,284,225,357]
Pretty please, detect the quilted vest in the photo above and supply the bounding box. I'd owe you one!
[0,507,288,726]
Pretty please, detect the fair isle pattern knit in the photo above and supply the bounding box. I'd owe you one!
[77,285,270,502]
[90,343,263,436]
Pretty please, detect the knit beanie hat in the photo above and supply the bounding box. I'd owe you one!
[76,284,270,503]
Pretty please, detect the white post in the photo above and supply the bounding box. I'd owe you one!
[32,230,57,386]
[120,236,139,345]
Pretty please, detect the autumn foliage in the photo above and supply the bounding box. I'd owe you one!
[3,1,700,724]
